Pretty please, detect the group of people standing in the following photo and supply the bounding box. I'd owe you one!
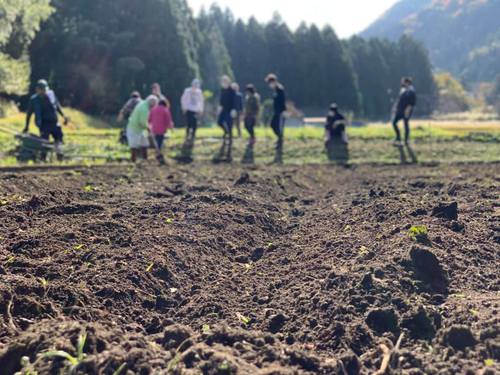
[117,73,289,164]
[23,74,417,164]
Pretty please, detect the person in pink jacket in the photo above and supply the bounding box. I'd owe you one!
[148,99,174,151]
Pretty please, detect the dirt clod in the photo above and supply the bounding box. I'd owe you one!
[441,325,477,351]
[409,246,448,292]
[365,308,399,334]
[268,313,287,333]
[161,324,194,350]
[235,172,251,185]
[432,201,459,221]
[402,306,439,340]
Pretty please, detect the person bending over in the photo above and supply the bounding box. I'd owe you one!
[126,95,158,162]
[325,103,348,146]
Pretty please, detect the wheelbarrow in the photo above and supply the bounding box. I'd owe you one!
[14,133,55,162]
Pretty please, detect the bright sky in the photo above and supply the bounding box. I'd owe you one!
[187,0,399,38]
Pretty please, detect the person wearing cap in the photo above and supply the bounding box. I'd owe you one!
[126,95,159,162]
[216,75,237,161]
[392,77,417,146]
[36,79,69,124]
[232,82,244,138]
[118,91,142,144]
[243,84,261,146]
[23,80,68,161]
[325,103,348,145]
[181,79,204,141]
[265,73,287,160]
[118,91,142,122]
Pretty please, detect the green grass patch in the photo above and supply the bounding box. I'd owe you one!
[1,109,499,166]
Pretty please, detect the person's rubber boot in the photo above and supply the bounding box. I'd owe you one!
[156,152,166,166]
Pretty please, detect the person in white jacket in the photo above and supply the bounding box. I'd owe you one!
[181,79,204,141]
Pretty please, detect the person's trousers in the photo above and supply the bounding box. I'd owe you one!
[154,134,165,149]
[271,112,285,148]
[217,111,233,135]
[392,112,411,143]
[186,111,198,139]
[245,115,257,138]
[40,122,64,160]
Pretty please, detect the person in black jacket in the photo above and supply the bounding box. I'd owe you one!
[216,75,237,162]
[325,103,348,145]
[265,73,287,162]
[232,82,244,138]
[392,77,417,146]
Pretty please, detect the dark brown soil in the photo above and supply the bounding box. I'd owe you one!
[0,162,499,374]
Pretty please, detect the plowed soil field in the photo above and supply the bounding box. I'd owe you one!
[0,162,499,374]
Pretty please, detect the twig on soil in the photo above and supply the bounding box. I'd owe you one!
[6,297,18,333]
[373,344,391,375]
[373,333,405,375]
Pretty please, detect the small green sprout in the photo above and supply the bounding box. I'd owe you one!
[165,218,174,224]
[243,263,253,273]
[202,324,211,334]
[218,360,230,371]
[74,244,85,250]
[408,225,429,243]
[39,278,48,287]
[83,185,94,192]
[43,332,87,373]
[0,199,8,206]
[359,246,370,256]
[4,255,15,265]
[484,359,495,367]
[236,312,250,326]
[266,242,274,249]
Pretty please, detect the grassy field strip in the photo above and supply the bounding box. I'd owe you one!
[1,110,499,166]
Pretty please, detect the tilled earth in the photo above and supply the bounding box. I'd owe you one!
[0,162,499,374]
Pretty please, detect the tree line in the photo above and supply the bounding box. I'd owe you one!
[1,0,437,121]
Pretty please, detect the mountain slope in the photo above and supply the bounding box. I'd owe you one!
[362,0,500,82]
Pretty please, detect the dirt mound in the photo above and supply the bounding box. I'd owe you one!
[409,246,448,293]
[431,201,458,221]
[1,163,499,374]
